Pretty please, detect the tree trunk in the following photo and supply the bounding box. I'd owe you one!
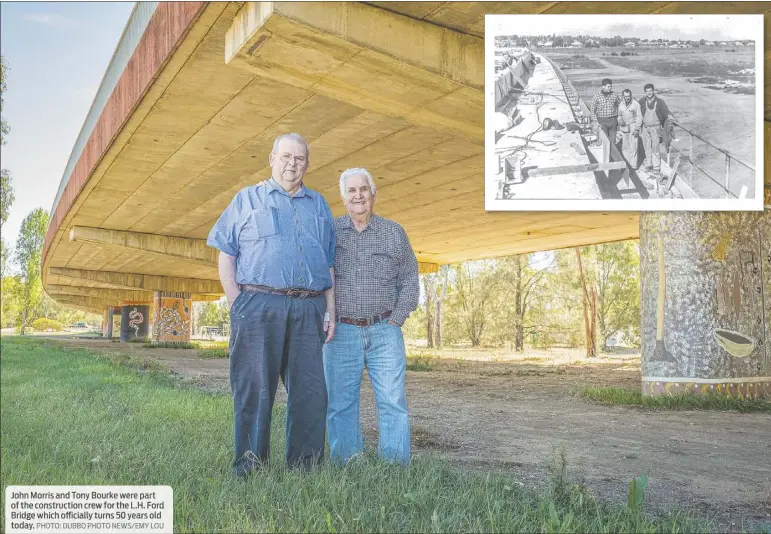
[471,324,481,347]
[510,256,523,352]
[590,284,598,357]
[435,265,449,348]
[434,297,442,348]
[20,285,29,336]
[424,275,434,348]
[576,248,596,357]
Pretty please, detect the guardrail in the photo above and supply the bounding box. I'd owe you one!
[667,122,755,199]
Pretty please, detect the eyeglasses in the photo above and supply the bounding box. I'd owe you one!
[277,153,307,167]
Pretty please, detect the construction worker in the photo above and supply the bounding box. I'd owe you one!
[639,83,674,176]
[590,78,622,145]
[617,89,643,170]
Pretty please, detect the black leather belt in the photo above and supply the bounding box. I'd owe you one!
[337,310,392,327]
[240,284,322,299]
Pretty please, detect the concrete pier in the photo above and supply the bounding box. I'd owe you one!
[152,292,192,344]
[640,210,770,397]
[119,304,150,342]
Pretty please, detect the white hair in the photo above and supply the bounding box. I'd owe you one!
[339,168,377,198]
[271,133,310,163]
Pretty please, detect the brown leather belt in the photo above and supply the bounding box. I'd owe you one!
[337,310,392,327]
[240,284,322,299]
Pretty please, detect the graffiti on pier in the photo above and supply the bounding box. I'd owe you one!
[714,245,763,360]
[128,307,144,337]
[640,211,769,381]
[153,292,192,343]
[157,301,189,337]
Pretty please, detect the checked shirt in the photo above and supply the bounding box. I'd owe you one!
[333,214,419,326]
[590,90,622,120]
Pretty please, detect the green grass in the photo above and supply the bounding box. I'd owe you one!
[1,336,714,533]
[581,386,771,413]
[406,352,439,371]
[197,348,229,359]
[139,340,229,357]
[142,341,197,349]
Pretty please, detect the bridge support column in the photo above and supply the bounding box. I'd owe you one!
[103,307,115,338]
[640,210,770,398]
[120,303,151,342]
[152,292,192,344]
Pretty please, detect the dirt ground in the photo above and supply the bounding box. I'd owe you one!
[36,336,771,531]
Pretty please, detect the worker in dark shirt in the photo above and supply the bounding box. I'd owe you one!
[638,83,675,176]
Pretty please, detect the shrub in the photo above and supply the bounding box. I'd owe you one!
[406,352,438,371]
[31,318,64,332]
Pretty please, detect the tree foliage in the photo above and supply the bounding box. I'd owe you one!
[15,208,49,334]
[1,55,15,279]
[1,55,13,227]
[197,300,229,328]
[1,54,9,145]
[1,275,99,330]
[405,241,641,353]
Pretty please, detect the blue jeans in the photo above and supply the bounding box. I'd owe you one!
[322,321,410,464]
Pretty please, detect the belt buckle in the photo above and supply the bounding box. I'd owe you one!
[289,289,309,298]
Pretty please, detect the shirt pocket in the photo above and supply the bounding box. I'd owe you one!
[372,252,398,282]
[238,207,278,244]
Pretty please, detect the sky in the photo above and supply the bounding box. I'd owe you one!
[1,1,134,252]
[492,14,759,42]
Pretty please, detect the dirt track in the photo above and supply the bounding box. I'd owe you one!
[43,336,771,531]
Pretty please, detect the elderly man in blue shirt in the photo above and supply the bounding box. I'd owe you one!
[207,133,336,477]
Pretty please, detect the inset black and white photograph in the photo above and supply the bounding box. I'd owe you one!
[485,14,764,211]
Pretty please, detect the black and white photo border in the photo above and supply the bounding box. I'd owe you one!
[484,14,764,212]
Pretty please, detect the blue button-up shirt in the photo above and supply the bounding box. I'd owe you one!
[206,178,335,291]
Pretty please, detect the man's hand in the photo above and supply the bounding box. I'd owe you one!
[387,320,400,327]
[324,314,336,343]
[218,253,241,312]
[228,291,241,311]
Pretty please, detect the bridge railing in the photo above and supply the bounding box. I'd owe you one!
[666,122,755,199]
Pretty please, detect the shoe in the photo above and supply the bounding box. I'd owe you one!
[232,466,252,480]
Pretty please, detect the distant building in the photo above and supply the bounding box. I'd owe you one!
[705,41,716,46]
[570,40,582,48]
[734,41,744,47]
[624,41,636,47]
[543,41,554,47]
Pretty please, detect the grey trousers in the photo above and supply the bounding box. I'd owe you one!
[228,291,327,475]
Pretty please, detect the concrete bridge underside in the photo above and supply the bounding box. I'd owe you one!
[42,1,770,306]
[42,2,770,378]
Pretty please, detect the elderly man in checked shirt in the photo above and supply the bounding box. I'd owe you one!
[207,133,336,477]
[323,168,420,465]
